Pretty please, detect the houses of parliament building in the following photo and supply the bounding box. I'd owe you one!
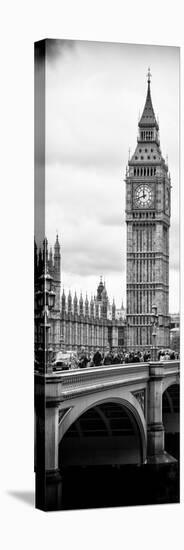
[34,236,126,356]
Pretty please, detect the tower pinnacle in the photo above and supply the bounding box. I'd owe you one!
[138,69,158,130]
[147,66,152,85]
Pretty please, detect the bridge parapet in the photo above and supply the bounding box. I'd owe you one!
[43,363,149,403]
[35,360,179,404]
[161,360,180,394]
[162,360,180,377]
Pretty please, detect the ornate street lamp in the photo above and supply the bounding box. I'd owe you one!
[151,304,158,361]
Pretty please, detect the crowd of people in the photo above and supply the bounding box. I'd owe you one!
[70,347,179,369]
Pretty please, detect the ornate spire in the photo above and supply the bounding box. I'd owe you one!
[85,293,89,317]
[95,300,99,318]
[54,233,60,254]
[138,68,158,130]
[97,276,104,301]
[90,295,94,317]
[68,290,72,313]
[61,288,66,313]
[54,233,61,280]
[79,293,83,316]
[147,66,151,85]
[101,288,108,319]
[73,291,78,315]
[43,237,48,271]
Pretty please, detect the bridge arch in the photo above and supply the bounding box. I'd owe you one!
[59,388,147,464]
[162,375,179,395]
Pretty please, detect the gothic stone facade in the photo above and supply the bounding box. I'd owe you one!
[34,236,61,356]
[34,237,126,356]
[125,70,171,350]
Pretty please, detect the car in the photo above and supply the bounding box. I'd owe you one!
[52,351,77,371]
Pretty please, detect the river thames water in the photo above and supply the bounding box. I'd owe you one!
[60,434,179,510]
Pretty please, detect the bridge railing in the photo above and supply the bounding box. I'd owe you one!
[41,361,179,402]
[162,360,180,377]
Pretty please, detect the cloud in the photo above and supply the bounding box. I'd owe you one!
[63,233,124,276]
[43,40,179,312]
[100,213,123,227]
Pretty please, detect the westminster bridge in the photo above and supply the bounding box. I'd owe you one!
[35,360,180,510]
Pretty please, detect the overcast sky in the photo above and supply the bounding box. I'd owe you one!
[42,40,179,312]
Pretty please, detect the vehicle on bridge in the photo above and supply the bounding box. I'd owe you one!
[52,351,77,371]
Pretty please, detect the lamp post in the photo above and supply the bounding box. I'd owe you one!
[35,267,56,374]
[151,304,158,361]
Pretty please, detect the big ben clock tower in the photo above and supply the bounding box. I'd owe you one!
[125,69,171,351]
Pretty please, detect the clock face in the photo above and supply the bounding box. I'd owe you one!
[134,184,154,208]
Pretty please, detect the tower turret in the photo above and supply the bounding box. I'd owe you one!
[138,68,159,143]
[54,234,61,276]
[53,234,61,309]
[79,293,84,316]
[73,292,78,316]
[85,294,89,317]
[90,296,94,317]
[94,297,99,319]
[43,237,48,270]
[101,286,108,320]
[97,276,104,302]
[67,290,72,315]
[61,288,66,314]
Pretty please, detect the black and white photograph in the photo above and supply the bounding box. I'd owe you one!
[34,39,180,511]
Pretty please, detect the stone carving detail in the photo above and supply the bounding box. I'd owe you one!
[132,390,145,415]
